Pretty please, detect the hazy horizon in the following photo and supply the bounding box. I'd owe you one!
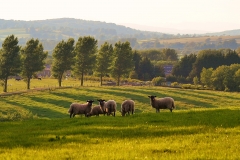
[1,0,240,34]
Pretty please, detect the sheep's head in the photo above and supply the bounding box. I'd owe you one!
[97,99,105,106]
[97,99,106,111]
[148,95,156,101]
[87,100,94,104]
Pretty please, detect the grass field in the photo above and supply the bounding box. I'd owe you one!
[0,82,240,159]
[139,35,240,45]
[0,78,99,93]
[0,28,30,41]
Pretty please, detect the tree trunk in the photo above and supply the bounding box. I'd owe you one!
[27,77,30,89]
[81,72,84,86]
[100,74,103,86]
[58,74,62,87]
[3,77,8,92]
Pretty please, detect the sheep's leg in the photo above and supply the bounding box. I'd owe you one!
[70,113,72,118]
[170,109,172,112]
[72,113,76,117]
[113,112,115,117]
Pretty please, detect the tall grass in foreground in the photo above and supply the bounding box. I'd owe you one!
[0,86,240,159]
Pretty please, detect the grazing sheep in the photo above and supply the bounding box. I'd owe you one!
[86,99,106,117]
[104,100,117,116]
[148,95,175,113]
[97,99,107,115]
[68,100,94,118]
[86,105,103,117]
[121,100,135,116]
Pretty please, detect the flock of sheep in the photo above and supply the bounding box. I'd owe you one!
[68,95,175,118]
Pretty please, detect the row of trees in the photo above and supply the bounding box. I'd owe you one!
[0,35,168,92]
[51,37,134,87]
[51,37,167,87]
[0,35,47,92]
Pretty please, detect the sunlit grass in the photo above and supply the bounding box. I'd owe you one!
[0,85,240,159]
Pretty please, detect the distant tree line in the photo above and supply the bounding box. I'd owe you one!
[168,49,240,91]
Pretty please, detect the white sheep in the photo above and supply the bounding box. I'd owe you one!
[148,95,175,113]
[121,100,135,116]
[68,100,94,118]
[104,100,117,117]
[86,99,106,117]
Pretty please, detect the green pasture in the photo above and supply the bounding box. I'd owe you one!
[0,84,240,159]
[0,28,30,41]
[1,78,100,93]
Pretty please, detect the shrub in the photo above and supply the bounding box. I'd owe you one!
[0,109,37,122]
[152,76,166,86]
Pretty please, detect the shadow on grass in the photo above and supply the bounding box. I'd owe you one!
[0,108,239,148]
[0,98,66,118]
[94,87,217,108]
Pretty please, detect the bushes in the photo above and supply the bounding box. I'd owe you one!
[0,109,37,122]
[151,76,166,86]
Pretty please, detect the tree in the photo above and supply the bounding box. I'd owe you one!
[138,56,154,81]
[21,39,48,89]
[0,35,21,92]
[95,42,113,86]
[172,53,197,78]
[162,48,178,61]
[74,36,98,86]
[193,76,199,85]
[111,41,134,85]
[200,67,213,88]
[211,65,228,91]
[190,49,224,79]
[51,38,75,87]
[223,64,240,91]
[224,50,240,66]
[132,50,142,79]
[234,69,240,91]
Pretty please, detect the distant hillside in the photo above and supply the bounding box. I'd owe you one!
[0,18,170,41]
[205,29,240,36]
[0,18,240,54]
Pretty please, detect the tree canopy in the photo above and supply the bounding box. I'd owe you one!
[21,38,48,89]
[95,42,114,86]
[0,35,21,92]
[111,41,134,85]
[51,38,75,87]
[74,36,98,86]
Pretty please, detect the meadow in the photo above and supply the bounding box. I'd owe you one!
[0,79,240,159]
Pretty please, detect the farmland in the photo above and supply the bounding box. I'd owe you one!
[139,35,240,45]
[0,82,240,159]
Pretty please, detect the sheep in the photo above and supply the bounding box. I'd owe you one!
[104,100,117,117]
[148,95,175,113]
[68,100,94,118]
[121,100,135,116]
[86,99,106,117]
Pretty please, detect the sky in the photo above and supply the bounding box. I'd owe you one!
[1,0,240,34]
